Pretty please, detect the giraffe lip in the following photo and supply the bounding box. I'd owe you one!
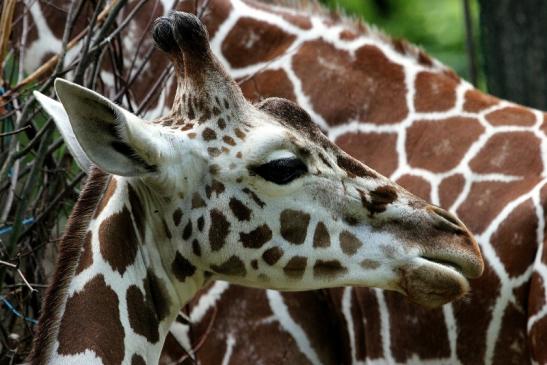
[398,260,470,308]
[420,257,463,275]
[419,252,483,279]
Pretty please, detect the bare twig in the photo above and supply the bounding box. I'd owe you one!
[0,0,17,83]
[0,125,30,137]
[0,260,16,269]
[12,0,122,91]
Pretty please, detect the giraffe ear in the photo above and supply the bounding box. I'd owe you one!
[52,78,157,176]
[33,91,92,172]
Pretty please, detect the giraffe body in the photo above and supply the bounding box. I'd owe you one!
[16,0,547,364]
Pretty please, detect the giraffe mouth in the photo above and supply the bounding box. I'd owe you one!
[396,258,471,308]
[419,249,483,279]
[421,257,463,275]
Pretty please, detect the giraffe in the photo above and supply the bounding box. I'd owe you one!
[13,0,547,364]
[28,10,483,365]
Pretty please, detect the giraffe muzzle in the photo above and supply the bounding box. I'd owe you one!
[423,205,484,279]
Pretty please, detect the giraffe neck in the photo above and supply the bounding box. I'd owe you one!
[30,168,206,365]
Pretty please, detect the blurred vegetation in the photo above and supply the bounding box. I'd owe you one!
[319,0,485,89]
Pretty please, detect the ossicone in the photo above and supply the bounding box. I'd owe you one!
[152,11,212,65]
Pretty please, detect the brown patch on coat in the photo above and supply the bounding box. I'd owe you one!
[453,263,502,363]
[145,271,170,322]
[183,220,193,240]
[283,256,307,279]
[208,147,221,157]
[223,135,236,146]
[242,188,265,208]
[209,209,230,251]
[202,127,217,141]
[131,354,146,365]
[336,154,377,178]
[192,239,201,257]
[99,205,138,275]
[438,174,465,208]
[240,69,297,102]
[75,231,93,274]
[457,178,539,234]
[210,180,225,196]
[313,222,331,248]
[209,164,220,175]
[127,271,170,344]
[234,128,246,139]
[293,40,407,126]
[172,252,197,282]
[414,71,457,112]
[191,193,206,208]
[463,89,499,112]
[240,224,273,248]
[529,272,546,317]
[360,259,381,270]
[339,231,362,255]
[162,219,172,240]
[313,260,347,278]
[486,106,536,126]
[222,17,296,68]
[197,216,204,231]
[406,117,484,173]
[211,256,247,276]
[335,132,398,177]
[93,178,117,218]
[384,290,451,362]
[127,284,160,343]
[340,29,359,41]
[360,186,398,215]
[172,208,183,226]
[57,275,124,365]
[396,175,431,201]
[280,209,310,244]
[493,300,531,364]
[229,197,251,221]
[469,132,542,176]
[530,315,547,364]
[491,199,538,277]
[542,114,547,137]
[197,0,232,39]
[262,247,284,265]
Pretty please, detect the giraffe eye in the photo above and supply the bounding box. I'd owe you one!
[251,158,308,185]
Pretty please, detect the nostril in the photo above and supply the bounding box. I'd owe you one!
[429,206,466,235]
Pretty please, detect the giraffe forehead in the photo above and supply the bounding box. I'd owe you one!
[240,125,294,159]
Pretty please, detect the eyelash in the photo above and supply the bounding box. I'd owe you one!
[250,157,308,185]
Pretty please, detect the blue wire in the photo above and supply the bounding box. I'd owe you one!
[0,296,38,324]
[0,217,35,235]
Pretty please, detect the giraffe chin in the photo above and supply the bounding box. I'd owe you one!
[396,259,471,308]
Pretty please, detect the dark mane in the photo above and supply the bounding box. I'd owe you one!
[28,167,109,365]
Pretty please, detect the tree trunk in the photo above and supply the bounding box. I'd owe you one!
[478,0,547,109]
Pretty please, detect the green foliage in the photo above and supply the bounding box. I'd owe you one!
[319,0,484,87]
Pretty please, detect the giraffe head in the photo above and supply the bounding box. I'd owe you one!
[38,12,482,308]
